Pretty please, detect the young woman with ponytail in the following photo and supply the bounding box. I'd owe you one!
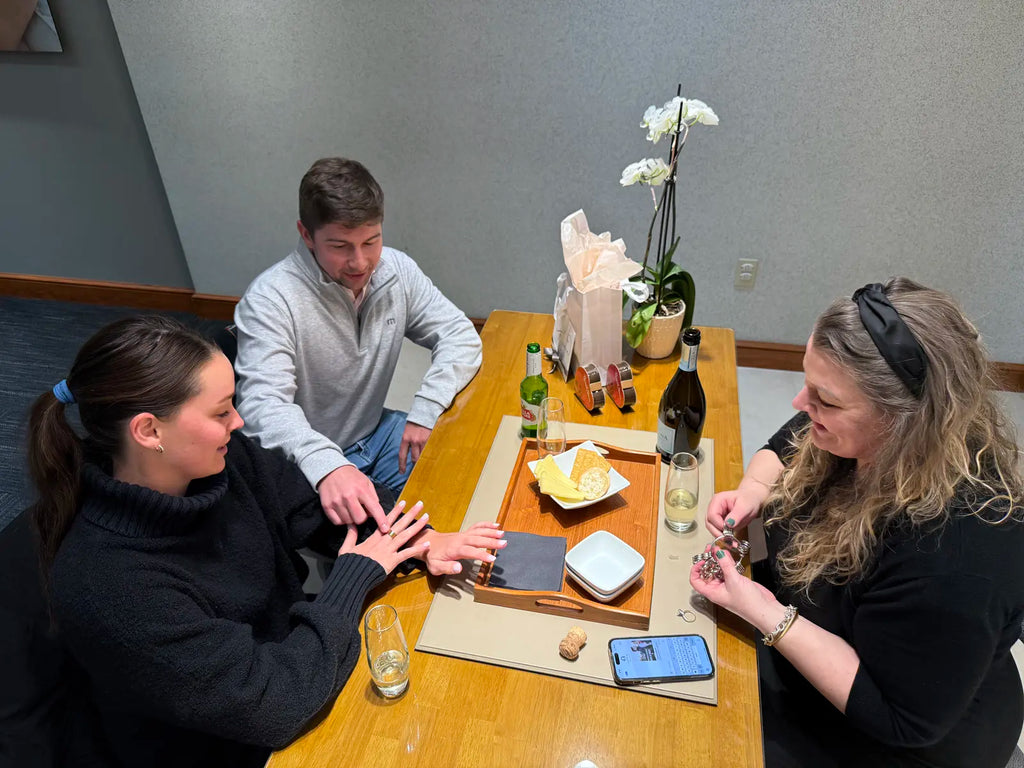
[26,315,502,768]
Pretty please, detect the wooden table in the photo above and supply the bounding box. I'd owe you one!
[268,310,763,768]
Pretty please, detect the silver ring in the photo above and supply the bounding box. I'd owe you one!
[678,609,697,623]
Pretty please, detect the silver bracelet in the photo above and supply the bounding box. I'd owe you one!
[762,605,798,647]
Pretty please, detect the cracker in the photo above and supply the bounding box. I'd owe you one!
[577,467,611,500]
[569,449,611,484]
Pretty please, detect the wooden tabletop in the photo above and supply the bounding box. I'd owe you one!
[268,310,763,768]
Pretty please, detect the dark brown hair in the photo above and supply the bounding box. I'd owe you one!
[298,157,384,233]
[28,316,219,577]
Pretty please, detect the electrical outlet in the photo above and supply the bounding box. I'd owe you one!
[734,258,759,290]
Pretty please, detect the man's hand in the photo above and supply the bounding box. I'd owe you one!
[398,423,431,474]
[317,465,389,532]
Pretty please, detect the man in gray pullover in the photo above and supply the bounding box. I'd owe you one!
[234,157,482,532]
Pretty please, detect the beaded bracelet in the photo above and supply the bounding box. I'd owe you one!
[762,605,798,647]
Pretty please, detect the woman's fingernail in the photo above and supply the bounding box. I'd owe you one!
[451,563,462,574]
[715,550,725,559]
[486,554,496,562]
[498,540,508,547]
[495,530,504,536]
[422,540,430,548]
[726,518,735,526]
[420,513,429,522]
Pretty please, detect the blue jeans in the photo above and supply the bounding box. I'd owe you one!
[342,409,413,498]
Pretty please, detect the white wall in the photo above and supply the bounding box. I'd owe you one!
[0,0,192,287]
[107,1,1024,362]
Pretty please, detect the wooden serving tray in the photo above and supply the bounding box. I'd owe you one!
[474,438,661,630]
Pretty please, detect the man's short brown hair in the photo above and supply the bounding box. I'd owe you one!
[298,157,384,233]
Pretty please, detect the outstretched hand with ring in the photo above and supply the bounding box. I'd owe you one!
[339,500,430,574]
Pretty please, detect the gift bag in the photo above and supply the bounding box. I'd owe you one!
[553,210,645,384]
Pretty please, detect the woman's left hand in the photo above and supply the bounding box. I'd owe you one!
[689,544,776,624]
[415,522,507,576]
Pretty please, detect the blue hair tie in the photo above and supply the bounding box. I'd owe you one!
[53,379,76,405]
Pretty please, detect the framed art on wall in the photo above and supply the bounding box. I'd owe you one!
[0,0,62,52]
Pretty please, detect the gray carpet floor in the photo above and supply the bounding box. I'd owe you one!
[0,296,224,530]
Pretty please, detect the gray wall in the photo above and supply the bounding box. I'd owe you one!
[0,0,192,288]
[105,2,1024,362]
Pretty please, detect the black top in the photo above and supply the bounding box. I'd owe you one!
[51,432,387,768]
[759,413,1024,768]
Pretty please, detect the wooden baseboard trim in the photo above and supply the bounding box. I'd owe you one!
[1,274,1020,392]
[735,340,805,372]
[734,339,1024,394]
[0,272,195,312]
[189,293,239,321]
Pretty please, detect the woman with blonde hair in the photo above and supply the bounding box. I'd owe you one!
[26,315,503,767]
[694,278,1024,767]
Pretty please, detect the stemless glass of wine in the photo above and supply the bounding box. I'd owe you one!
[537,397,567,459]
[664,451,699,532]
[364,604,410,698]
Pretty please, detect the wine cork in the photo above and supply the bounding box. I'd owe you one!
[605,361,637,410]
[558,626,588,660]
[574,363,605,412]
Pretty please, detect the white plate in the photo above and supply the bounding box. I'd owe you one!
[526,441,630,510]
[564,530,645,596]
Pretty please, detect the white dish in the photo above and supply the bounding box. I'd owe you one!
[564,530,645,597]
[527,440,630,510]
[566,565,642,603]
[565,560,642,598]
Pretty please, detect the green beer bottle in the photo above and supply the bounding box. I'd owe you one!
[519,342,548,438]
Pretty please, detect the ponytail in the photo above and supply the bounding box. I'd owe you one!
[24,315,218,585]
[27,390,83,586]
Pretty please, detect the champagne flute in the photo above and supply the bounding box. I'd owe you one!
[537,397,566,459]
[364,604,409,698]
[664,451,699,532]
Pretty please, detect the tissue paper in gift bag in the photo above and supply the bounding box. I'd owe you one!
[553,210,643,383]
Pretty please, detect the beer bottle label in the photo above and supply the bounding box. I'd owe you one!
[521,399,541,425]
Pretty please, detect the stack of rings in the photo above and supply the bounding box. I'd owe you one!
[692,526,751,581]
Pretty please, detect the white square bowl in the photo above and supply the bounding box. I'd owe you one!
[565,561,642,603]
[564,530,645,598]
[526,441,630,510]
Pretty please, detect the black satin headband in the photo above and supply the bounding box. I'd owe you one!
[851,283,928,399]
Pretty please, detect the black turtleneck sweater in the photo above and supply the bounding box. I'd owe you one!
[50,432,386,768]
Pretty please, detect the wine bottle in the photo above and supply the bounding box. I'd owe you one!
[656,328,706,461]
[520,342,548,438]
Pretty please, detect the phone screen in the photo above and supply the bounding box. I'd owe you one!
[608,634,714,685]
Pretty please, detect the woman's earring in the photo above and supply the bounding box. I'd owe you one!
[157,444,165,454]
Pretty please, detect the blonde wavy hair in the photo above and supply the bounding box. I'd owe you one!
[764,277,1023,592]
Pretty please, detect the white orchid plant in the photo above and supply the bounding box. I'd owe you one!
[621,93,718,348]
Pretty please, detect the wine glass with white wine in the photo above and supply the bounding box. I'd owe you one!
[537,397,567,459]
[664,452,699,532]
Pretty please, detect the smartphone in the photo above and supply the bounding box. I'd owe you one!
[608,634,715,685]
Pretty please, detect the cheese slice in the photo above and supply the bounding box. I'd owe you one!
[535,456,585,501]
